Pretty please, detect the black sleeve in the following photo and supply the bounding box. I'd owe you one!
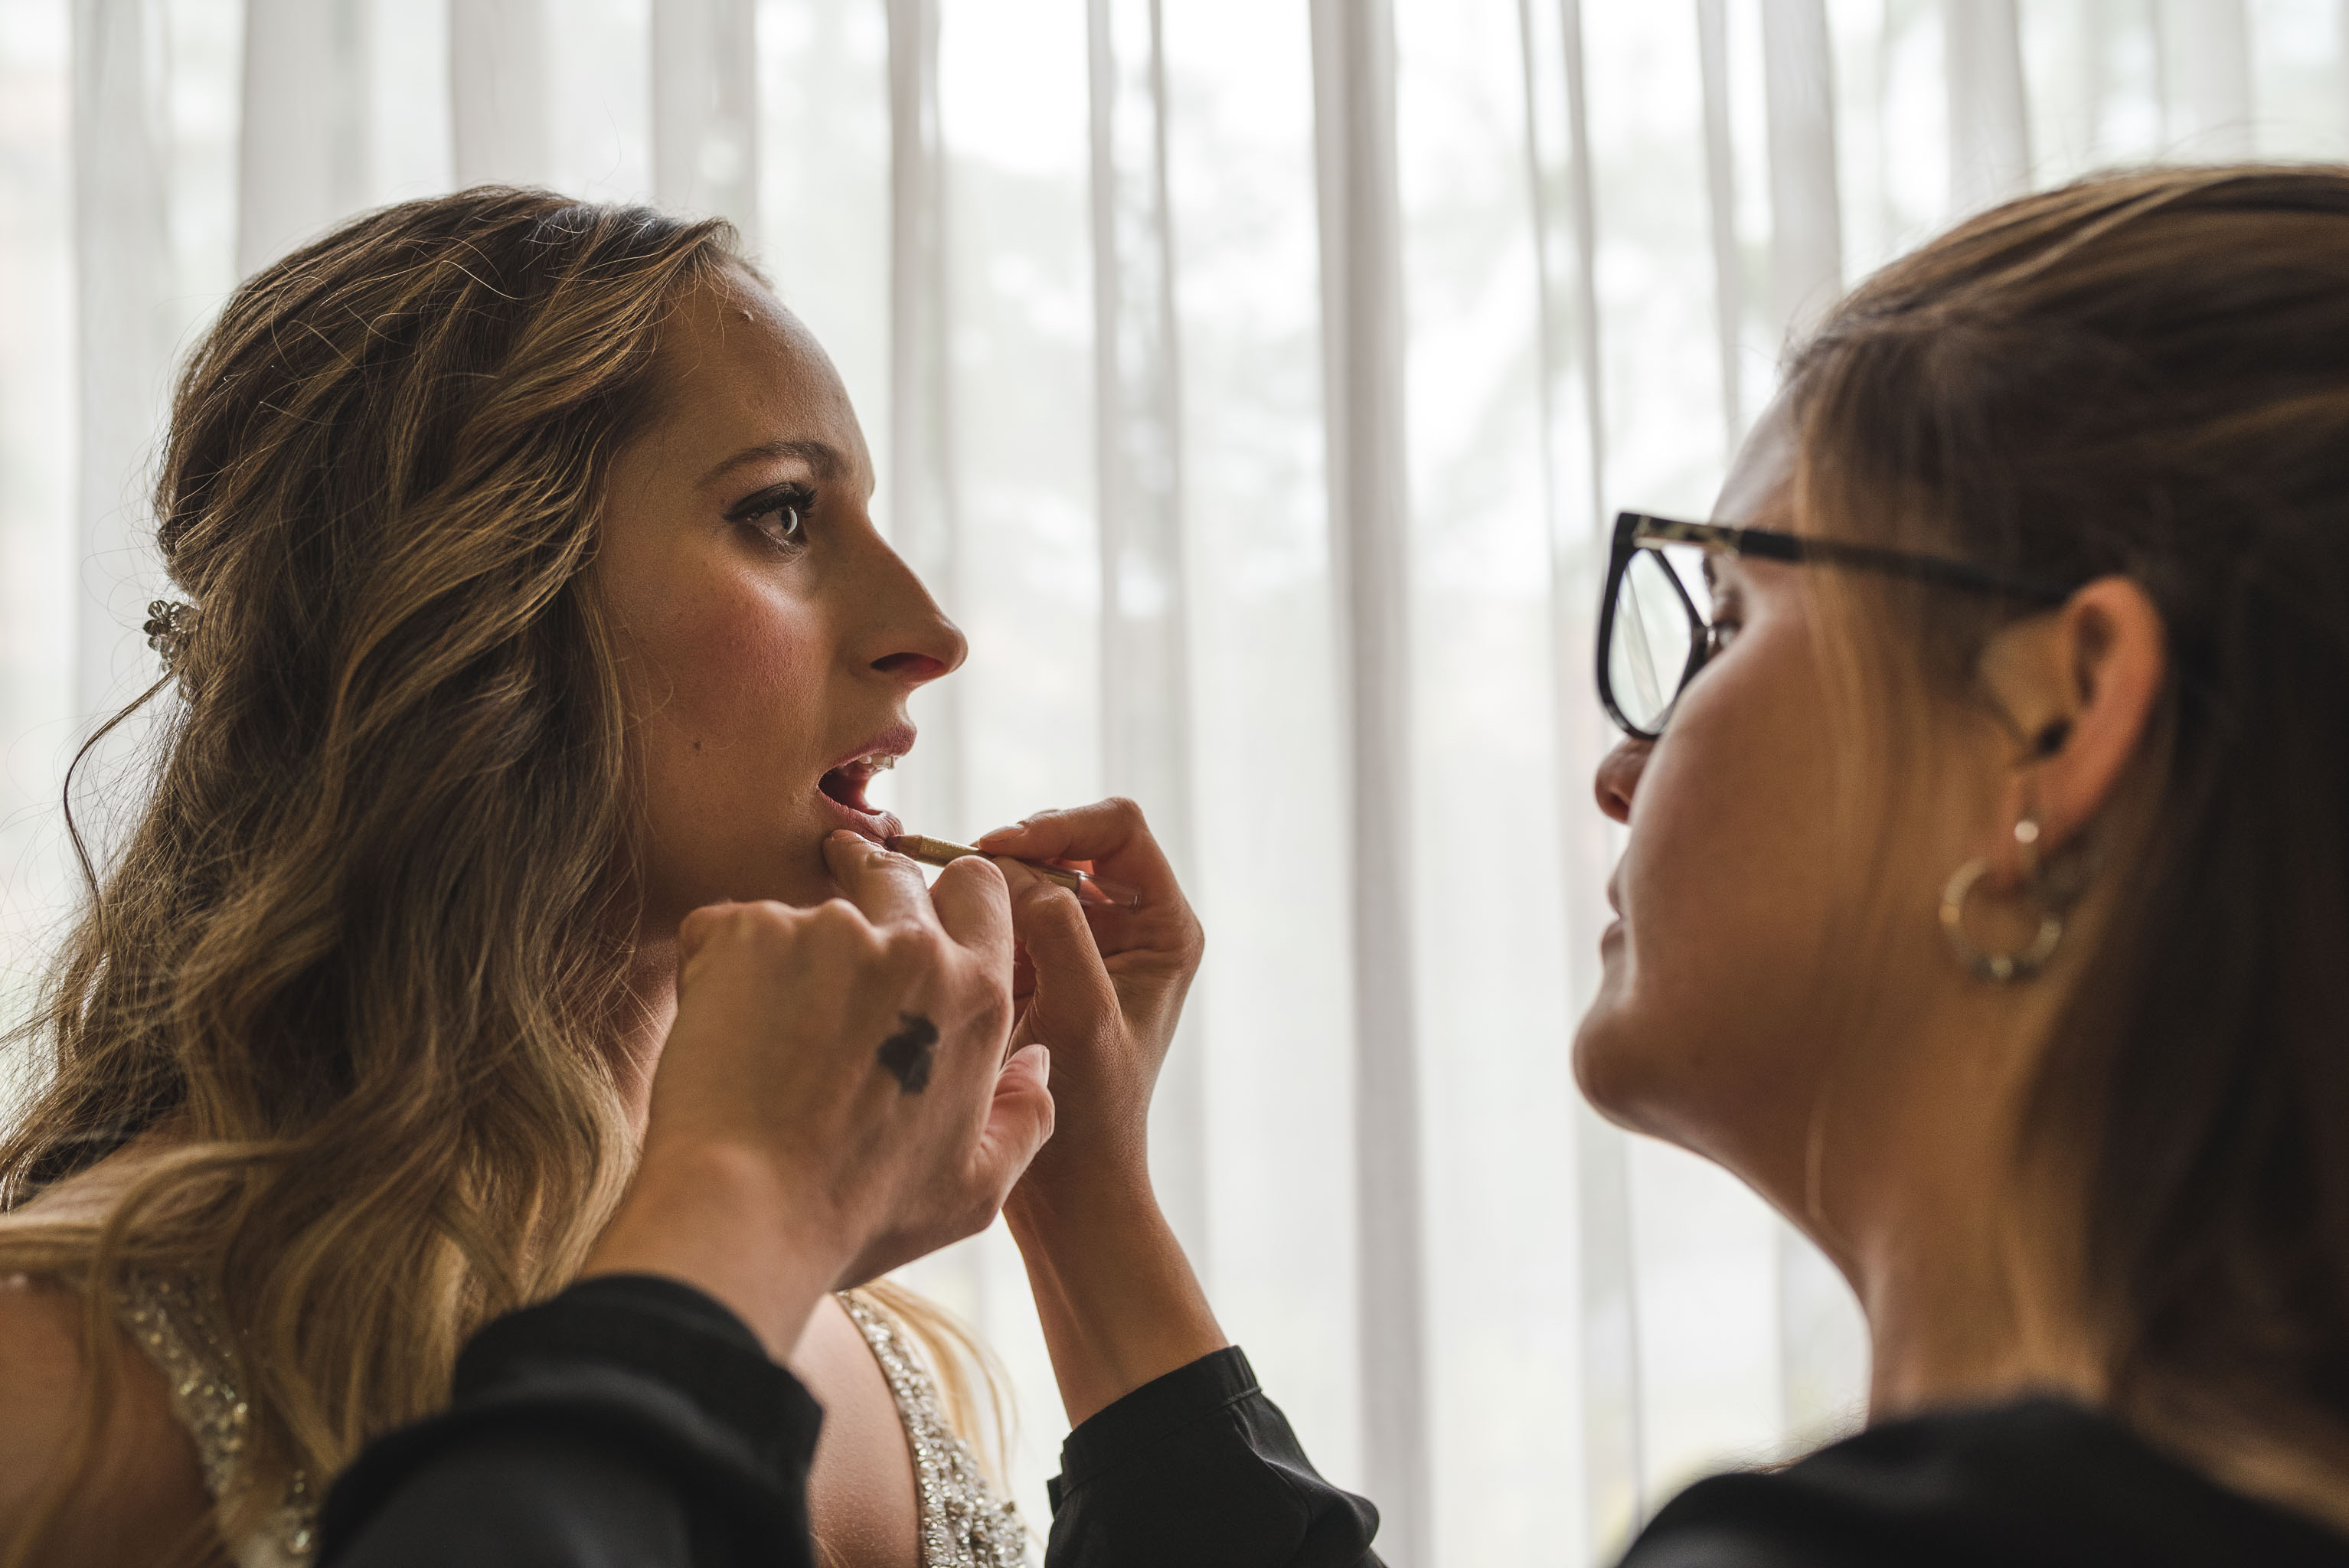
[1044,1346,1384,1568]
[318,1275,823,1568]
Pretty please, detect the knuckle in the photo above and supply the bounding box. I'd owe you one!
[971,980,1014,1038]
[802,900,868,954]
[880,925,939,971]
[1103,795,1144,823]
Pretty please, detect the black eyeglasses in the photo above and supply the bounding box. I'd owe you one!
[1596,510,2077,740]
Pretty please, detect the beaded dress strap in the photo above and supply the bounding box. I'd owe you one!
[838,1292,1029,1567]
[113,1273,317,1567]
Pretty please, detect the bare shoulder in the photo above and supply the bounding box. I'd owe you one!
[0,1274,216,1566]
[791,1292,920,1568]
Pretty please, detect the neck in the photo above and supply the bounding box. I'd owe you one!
[1826,1054,2105,1420]
[611,935,681,1136]
[1854,1187,2102,1419]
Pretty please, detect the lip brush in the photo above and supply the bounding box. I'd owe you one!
[886,833,1145,910]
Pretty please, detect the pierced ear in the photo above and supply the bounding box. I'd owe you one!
[2004,577,2166,861]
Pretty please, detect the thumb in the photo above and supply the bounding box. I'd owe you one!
[978,1044,1055,1188]
[999,861,1118,1012]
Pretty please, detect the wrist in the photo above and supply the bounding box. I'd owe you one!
[582,1140,850,1359]
[1007,1126,1153,1214]
[1005,1156,1157,1246]
[1006,1165,1227,1426]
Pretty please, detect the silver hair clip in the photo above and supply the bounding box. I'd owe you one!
[144,599,195,677]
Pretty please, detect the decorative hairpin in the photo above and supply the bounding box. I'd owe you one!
[144,599,196,677]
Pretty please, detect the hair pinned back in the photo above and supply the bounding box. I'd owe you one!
[0,188,741,1565]
[1786,165,2349,1446]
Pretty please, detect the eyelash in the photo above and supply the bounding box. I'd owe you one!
[726,482,817,554]
[1706,591,1744,652]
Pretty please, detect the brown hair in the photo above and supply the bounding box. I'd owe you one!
[0,188,1001,1563]
[1788,166,2349,1440]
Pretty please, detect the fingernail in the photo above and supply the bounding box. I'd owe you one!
[976,825,1021,844]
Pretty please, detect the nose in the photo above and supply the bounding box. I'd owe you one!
[856,541,969,687]
[1593,737,1651,825]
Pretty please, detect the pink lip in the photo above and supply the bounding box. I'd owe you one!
[824,724,916,776]
[816,723,914,844]
[820,792,903,844]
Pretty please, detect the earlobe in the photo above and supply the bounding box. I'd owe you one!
[2014,575,2168,859]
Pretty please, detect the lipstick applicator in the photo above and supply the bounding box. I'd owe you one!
[887,833,1144,910]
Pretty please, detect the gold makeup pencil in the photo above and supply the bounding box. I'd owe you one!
[887,834,1143,910]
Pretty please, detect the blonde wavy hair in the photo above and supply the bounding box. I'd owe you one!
[0,188,1004,1566]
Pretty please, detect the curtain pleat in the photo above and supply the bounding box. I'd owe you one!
[653,0,759,236]
[1523,0,1651,1546]
[1086,0,1208,1263]
[1759,0,1842,337]
[2158,0,2255,157]
[67,0,172,717]
[1309,1,1431,1560]
[883,0,962,841]
[236,0,362,276]
[1697,0,1744,446]
[1946,0,2030,214]
[449,0,550,187]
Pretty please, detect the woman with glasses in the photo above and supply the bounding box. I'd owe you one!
[325,164,2349,1566]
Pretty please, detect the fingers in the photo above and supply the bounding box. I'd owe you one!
[675,900,731,967]
[978,1044,1057,1185]
[977,798,1181,904]
[998,859,1120,1014]
[824,830,939,933]
[928,852,1013,972]
[674,899,791,996]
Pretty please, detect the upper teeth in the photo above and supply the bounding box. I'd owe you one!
[855,753,897,772]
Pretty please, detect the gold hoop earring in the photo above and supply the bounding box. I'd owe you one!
[1939,815,2064,983]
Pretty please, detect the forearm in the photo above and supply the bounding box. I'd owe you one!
[1005,1169,1227,1426]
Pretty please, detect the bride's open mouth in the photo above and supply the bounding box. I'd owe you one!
[818,738,908,843]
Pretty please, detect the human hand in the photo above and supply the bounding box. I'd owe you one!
[977,798,1204,1210]
[978,800,1226,1423]
[584,832,1054,1353]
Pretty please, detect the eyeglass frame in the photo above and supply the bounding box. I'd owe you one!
[1596,510,2079,741]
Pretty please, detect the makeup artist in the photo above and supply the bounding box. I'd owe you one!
[325,165,2349,1568]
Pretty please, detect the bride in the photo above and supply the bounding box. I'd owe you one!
[0,188,1025,1568]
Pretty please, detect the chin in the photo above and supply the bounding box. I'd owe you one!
[1570,995,1648,1132]
[1570,966,1697,1142]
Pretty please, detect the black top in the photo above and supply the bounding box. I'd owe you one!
[319,1276,2349,1567]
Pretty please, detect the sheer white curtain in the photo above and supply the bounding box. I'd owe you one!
[7,1,2349,1561]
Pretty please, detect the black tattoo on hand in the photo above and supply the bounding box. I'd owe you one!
[877,1012,939,1093]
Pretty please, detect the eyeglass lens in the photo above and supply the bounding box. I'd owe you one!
[1607,544,1707,734]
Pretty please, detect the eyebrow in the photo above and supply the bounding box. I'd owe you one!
[696,438,846,490]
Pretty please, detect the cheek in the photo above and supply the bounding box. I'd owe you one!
[647,577,825,740]
[616,560,834,868]
[1573,619,1845,1156]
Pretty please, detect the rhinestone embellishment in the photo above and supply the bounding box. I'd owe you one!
[839,1292,1030,1567]
[114,1272,316,1566]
